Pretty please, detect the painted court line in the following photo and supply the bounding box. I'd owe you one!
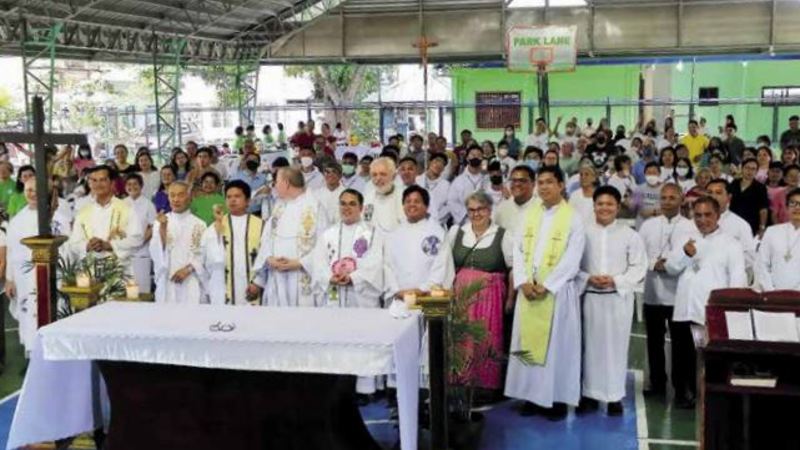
[0,391,18,406]
[4,328,17,333]
[641,438,699,447]
[633,369,649,450]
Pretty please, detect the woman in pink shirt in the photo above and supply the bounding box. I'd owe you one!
[766,161,788,224]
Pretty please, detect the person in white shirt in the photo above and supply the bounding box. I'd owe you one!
[756,188,800,290]
[298,147,325,191]
[363,157,405,235]
[447,146,488,225]
[568,165,597,226]
[666,196,747,409]
[124,174,156,294]
[417,153,451,226]
[385,185,454,299]
[706,178,756,272]
[313,162,345,226]
[525,117,551,150]
[340,152,366,193]
[638,183,697,397]
[150,182,207,304]
[577,186,647,416]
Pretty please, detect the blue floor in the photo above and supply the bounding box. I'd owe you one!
[0,373,639,450]
[361,372,640,450]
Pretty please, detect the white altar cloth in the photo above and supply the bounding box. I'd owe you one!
[8,302,421,450]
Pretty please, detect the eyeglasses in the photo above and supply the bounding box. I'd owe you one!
[467,207,488,214]
[339,201,360,207]
[789,200,800,208]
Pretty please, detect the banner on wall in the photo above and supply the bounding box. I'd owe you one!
[506,25,578,73]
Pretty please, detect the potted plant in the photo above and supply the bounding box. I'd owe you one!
[56,253,130,315]
[447,279,500,450]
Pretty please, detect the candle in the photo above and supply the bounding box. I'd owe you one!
[403,292,417,307]
[126,283,140,300]
[430,287,446,297]
[76,273,91,288]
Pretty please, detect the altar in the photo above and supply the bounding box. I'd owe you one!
[7,302,421,450]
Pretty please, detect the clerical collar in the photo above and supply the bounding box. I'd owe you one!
[702,226,721,238]
[663,213,681,223]
[514,195,533,207]
[542,200,563,211]
[596,219,616,228]
[94,197,115,208]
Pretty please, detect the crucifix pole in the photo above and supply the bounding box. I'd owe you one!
[0,96,86,327]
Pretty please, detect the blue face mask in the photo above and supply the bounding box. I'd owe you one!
[525,160,541,171]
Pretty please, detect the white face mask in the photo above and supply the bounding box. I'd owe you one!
[676,167,689,177]
[645,175,660,186]
[300,156,314,168]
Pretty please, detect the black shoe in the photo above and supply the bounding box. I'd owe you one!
[356,394,371,407]
[575,397,600,415]
[607,401,624,416]
[545,402,568,421]
[518,401,540,416]
[643,386,666,398]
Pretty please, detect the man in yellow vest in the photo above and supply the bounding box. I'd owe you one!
[202,180,265,305]
[505,165,586,421]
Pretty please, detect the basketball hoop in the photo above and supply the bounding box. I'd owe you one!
[529,47,554,74]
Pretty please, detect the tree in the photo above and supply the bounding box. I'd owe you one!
[285,65,394,141]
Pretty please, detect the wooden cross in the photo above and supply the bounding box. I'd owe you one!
[0,96,87,328]
[413,35,439,80]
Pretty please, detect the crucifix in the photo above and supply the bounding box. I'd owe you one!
[413,35,438,170]
[0,96,87,328]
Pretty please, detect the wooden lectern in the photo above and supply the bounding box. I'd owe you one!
[702,288,800,450]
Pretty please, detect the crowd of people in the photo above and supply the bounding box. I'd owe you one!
[0,111,799,419]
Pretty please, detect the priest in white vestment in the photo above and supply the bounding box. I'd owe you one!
[416,153,451,226]
[5,179,71,353]
[638,183,697,396]
[66,166,143,270]
[385,185,455,299]
[505,166,586,420]
[124,173,156,294]
[755,188,800,290]
[706,179,756,272]
[577,186,647,415]
[312,162,345,226]
[666,196,747,409]
[362,157,405,236]
[203,180,265,305]
[149,182,207,304]
[447,147,489,226]
[252,167,326,307]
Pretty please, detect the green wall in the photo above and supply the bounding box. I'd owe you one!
[452,60,800,144]
[451,65,640,143]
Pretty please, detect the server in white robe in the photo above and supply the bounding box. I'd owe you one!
[202,180,265,305]
[506,167,586,420]
[666,196,747,409]
[706,178,756,272]
[252,167,326,307]
[385,185,455,299]
[447,147,489,226]
[755,188,800,290]
[362,157,405,236]
[340,152,367,193]
[577,186,647,415]
[5,179,71,353]
[123,173,156,294]
[312,189,384,308]
[298,147,325,191]
[149,182,207,304]
[312,162,345,226]
[638,183,697,396]
[67,166,143,269]
[416,153,451,226]
[493,165,537,236]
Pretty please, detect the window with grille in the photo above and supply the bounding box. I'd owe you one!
[475,92,521,129]
[762,86,800,106]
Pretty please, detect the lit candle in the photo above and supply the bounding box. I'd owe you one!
[126,283,140,300]
[403,292,417,307]
[76,273,91,288]
[430,287,446,298]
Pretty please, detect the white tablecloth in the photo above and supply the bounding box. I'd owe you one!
[8,302,421,450]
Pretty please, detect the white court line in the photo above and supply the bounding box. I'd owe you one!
[631,333,670,342]
[4,328,17,333]
[0,390,19,406]
[364,419,396,425]
[634,369,649,450]
[641,438,698,447]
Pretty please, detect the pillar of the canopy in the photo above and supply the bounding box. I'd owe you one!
[153,38,186,156]
[235,61,260,127]
[21,21,62,133]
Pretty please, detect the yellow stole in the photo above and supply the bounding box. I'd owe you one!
[222,214,264,305]
[76,197,131,242]
[520,200,573,365]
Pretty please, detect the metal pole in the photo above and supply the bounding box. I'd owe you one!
[772,104,779,144]
[32,97,51,237]
[438,106,444,138]
[450,106,457,146]
[606,97,612,125]
[379,106,386,144]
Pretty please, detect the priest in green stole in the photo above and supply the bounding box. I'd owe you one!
[202,180,265,305]
[505,166,586,420]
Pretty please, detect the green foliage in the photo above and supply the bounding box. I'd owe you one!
[58,253,131,303]
[447,279,502,421]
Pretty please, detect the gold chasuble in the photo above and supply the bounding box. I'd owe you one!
[222,214,264,304]
[520,200,574,365]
